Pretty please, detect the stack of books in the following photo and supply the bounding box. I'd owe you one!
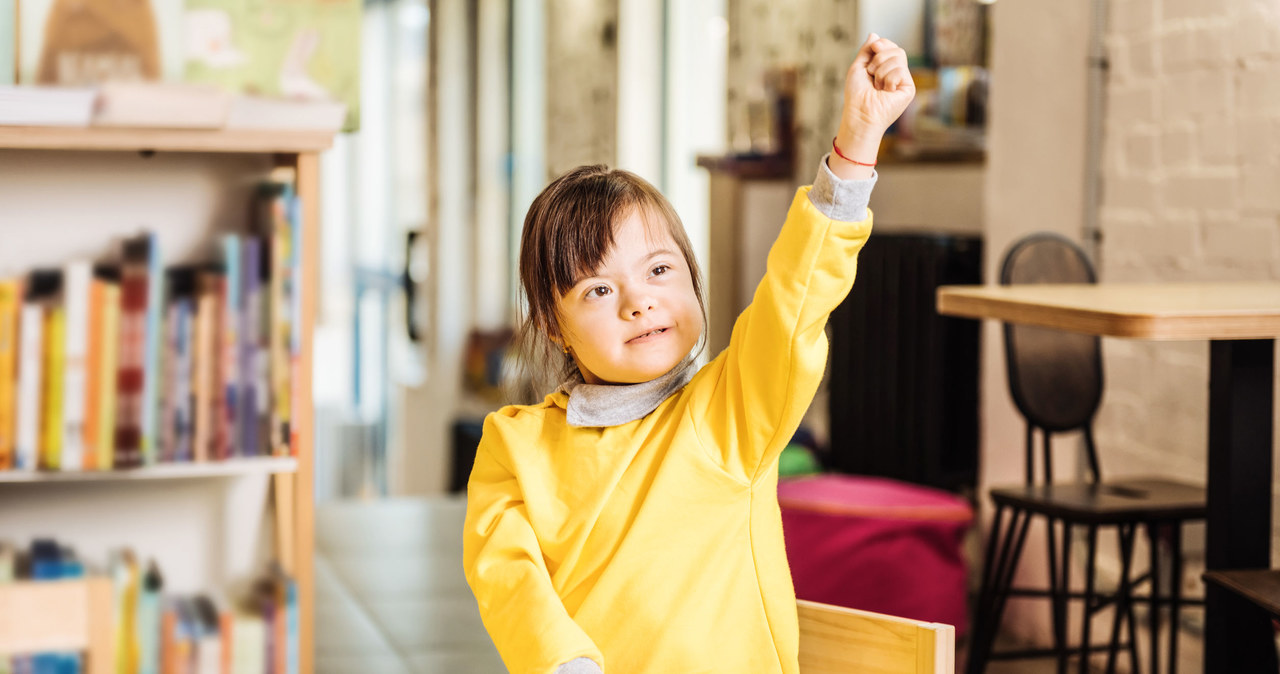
[0,539,299,674]
[0,171,301,473]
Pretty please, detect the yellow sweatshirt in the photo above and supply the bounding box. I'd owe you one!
[464,186,872,674]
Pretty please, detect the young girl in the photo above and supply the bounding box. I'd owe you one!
[464,34,914,674]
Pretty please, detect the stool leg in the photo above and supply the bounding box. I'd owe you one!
[980,508,1034,673]
[1080,525,1099,674]
[1047,517,1069,674]
[1124,526,1141,674]
[1148,523,1162,674]
[1060,522,1073,672]
[1106,524,1136,674]
[1169,524,1183,674]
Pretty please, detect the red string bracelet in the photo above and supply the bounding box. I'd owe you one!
[832,137,877,167]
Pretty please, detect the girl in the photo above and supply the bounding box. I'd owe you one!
[464,33,914,674]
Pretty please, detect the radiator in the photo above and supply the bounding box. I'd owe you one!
[827,231,983,493]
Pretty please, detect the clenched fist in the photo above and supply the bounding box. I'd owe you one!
[831,33,916,178]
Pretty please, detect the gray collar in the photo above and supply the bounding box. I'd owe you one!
[557,360,697,427]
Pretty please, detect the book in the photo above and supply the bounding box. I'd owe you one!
[18,0,183,85]
[220,236,240,460]
[0,85,96,126]
[140,236,164,466]
[239,237,260,457]
[91,267,121,470]
[93,81,232,129]
[229,611,265,674]
[163,267,196,463]
[115,234,158,469]
[15,290,45,471]
[183,0,362,131]
[192,269,221,463]
[60,261,91,472]
[0,280,18,470]
[35,271,64,470]
[224,95,345,132]
[258,179,292,457]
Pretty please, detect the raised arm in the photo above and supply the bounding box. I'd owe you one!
[687,34,914,482]
[463,416,604,674]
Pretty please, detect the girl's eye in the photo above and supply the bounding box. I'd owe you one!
[587,285,612,298]
[652,264,671,277]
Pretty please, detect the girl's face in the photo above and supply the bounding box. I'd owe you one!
[555,208,703,385]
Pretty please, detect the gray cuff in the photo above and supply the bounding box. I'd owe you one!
[556,657,603,674]
[807,152,877,222]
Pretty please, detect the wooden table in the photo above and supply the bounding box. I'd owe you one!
[937,282,1280,674]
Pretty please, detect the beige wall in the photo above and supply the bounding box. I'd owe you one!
[981,0,1093,644]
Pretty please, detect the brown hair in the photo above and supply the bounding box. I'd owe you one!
[510,165,706,399]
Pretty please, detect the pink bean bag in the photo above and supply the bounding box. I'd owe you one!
[779,474,973,636]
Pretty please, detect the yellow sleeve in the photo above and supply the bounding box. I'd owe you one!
[688,187,872,482]
[462,415,604,674]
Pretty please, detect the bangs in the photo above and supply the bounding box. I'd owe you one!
[537,176,674,296]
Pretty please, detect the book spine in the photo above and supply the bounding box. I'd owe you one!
[161,302,177,463]
[115,258,148,469]
[0,281,19,470]
[41,306,64,470]
[98,283,120,470]
[239,239,259,457]
[83,278,105,470]
[192,273,217,465]
[268,190,291,457]
[287,190,302,458]
[60,262,91,472]
[175,298,193,463]
[141,235,163,466]
[14,303,42,471]
[254,240,270,459]
[221,237,240,460]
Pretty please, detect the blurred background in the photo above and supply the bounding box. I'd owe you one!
[4,0,1280,671]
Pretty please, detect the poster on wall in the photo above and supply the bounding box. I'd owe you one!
[183,0,361,131]
[17,0,184,85]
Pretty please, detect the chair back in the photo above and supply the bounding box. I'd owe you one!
[999,233,1104,483]
[797,599,955,674]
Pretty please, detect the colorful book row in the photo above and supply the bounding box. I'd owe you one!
[0,175,301,472]
[0,541,298,674]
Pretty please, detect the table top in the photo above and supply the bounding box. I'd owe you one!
[1203,569,1280,617]
[936,282,1280,340]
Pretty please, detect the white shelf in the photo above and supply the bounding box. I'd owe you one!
[0,126,334,153]
[0,457,298,483]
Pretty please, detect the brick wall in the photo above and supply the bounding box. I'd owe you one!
[1096,0,1280,563]
[546,0,619,178]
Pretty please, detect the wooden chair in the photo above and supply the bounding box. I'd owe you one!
[798,599,956,674]
[0,578,115,674]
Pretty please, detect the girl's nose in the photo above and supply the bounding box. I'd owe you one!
[621,292,656,318]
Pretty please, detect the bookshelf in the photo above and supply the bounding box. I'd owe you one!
[0,457,298,483]
[0,127,331,673]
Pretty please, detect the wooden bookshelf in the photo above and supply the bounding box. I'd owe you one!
[0,457,298,483]
[0,131,328,673]
[0,126,334,154]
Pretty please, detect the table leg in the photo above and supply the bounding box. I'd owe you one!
[1204,339,1277,673]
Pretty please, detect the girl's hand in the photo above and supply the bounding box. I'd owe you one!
[831,33,915,177]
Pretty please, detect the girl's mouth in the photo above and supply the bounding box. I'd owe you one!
[628,327,668,343]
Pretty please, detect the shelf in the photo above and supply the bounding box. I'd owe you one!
[1203,569,1280,618]
[0,457,298,483]
[0,126,335,154]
